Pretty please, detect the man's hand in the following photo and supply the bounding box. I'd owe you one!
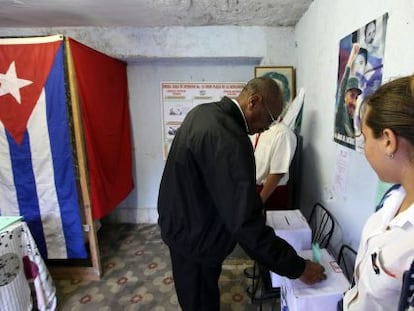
[299,259,327,285]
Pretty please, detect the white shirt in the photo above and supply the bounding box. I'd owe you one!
[250,122,297,186]
[230,97,250,133]
[343,186,414,310]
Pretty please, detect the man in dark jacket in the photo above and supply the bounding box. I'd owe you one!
[158,77,326,310]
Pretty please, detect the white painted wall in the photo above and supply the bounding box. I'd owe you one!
[295,0,414,256]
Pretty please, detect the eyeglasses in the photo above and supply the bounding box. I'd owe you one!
[263,100,278,127]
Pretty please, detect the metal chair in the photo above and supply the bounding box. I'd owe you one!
[337,244,357,284]
[247,202,335,310]
[307,202,335,248]
[246,261,280,311]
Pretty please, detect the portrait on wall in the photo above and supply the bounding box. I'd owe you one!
[255,66,296,109]
[334,13,388,150]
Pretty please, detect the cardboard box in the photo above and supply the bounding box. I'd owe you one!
[280,249,350,311]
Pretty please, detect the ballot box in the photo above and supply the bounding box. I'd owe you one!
[280,248,350,311]
[266,210,312,287]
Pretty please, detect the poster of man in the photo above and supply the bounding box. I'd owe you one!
[334,13,388,150]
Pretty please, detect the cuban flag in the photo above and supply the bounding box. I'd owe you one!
[0,35,87,259]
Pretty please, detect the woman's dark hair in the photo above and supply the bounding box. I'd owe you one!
[363,75,414,145]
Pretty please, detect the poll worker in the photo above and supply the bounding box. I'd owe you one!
[342,75,414,310]
[158,77,326,310]
[252,120,297,210]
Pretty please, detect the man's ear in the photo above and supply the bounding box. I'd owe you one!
[249,94,261,108]
[383,128,398,155]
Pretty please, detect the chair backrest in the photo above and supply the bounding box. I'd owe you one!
[307,202,335,248]
[337,244,357,283]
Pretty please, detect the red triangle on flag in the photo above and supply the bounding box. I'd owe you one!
[0,40,62,145]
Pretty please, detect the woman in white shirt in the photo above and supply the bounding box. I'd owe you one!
[342,75,414,310]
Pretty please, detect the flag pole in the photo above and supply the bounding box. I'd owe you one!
[49,37,102,280]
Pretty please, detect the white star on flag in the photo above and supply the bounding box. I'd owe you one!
[0,61,33,104]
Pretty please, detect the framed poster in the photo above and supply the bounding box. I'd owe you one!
[161,82,245,159]
[255,66,296,105]
[333,13,388,151]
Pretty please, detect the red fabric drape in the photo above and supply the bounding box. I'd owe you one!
[256,185,290,211]
[68,38,134,219]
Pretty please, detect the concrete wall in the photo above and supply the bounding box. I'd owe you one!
[295,0,414,256]
[0,26,295,61]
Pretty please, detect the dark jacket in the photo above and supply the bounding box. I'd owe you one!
[157,96,305,278]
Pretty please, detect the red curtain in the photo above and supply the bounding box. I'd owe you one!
[68,38,134,219]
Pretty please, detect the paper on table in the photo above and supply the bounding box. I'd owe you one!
[284,249,350,292]
[267,210,309,229]
[0,216,23,231]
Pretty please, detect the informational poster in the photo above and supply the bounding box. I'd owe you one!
[334,13,388,150]
[333,145,352,200]
[161,82,245,159]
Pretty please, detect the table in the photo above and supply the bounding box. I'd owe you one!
[266,209,312,287]
[0,220,56,311]
[280,248,350,311]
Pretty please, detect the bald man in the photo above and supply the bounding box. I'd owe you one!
[158,77,326,310]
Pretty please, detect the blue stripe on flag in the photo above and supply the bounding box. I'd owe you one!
[7,130,48,257]
[45,44,87,258]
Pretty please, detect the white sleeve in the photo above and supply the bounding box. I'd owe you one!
[269,125,297,176]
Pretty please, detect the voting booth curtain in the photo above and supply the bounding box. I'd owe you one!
[0,35,133,272]
[68,37,134,220]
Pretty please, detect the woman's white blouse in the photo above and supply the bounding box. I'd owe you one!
[343,186,414,310]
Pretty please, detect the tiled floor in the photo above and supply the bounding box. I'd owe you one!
[54,224,280,310]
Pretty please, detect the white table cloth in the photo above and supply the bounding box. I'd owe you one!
[0,221,56,311]
[280,248,350,311]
